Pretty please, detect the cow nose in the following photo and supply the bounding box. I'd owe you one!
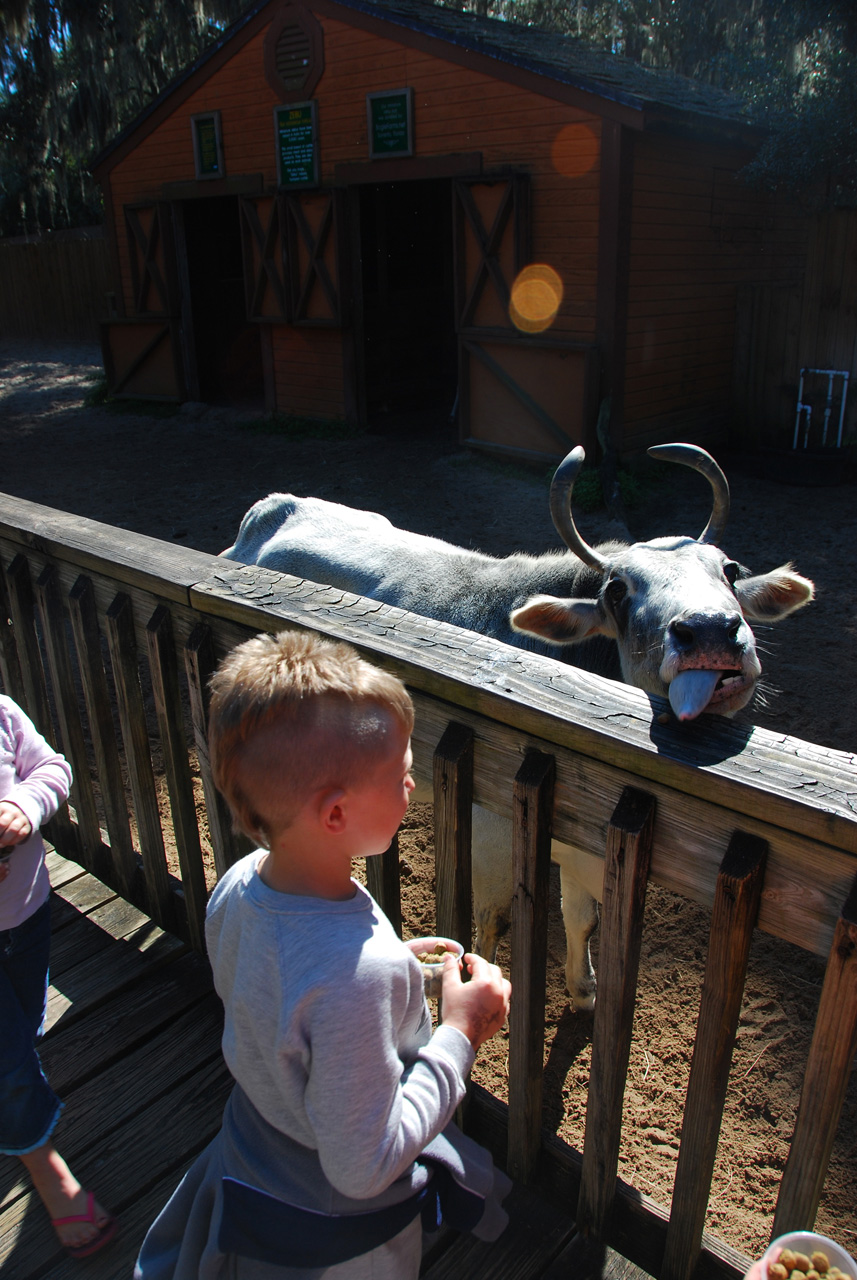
[668,611,744,653]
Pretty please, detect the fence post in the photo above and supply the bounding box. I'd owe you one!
[184,622,252,880]
[433,722,474,950]
[507,748,555,1183]
[105,591,172,929]
[662,830,768,1280]
[68,574,138,900]
[772,873,857,1234]
[576,785,655,1238]
[146,604,208,952]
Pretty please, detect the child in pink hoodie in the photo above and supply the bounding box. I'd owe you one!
[0,694,116,1257]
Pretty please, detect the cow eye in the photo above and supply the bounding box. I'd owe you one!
[723,561,740,585]
[604,578,627,609]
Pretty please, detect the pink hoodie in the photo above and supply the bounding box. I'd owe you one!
[0,696,72,931]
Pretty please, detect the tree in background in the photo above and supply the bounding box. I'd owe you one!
[0,0,246,235]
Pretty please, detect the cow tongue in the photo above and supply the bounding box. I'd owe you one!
[668,669,722,721]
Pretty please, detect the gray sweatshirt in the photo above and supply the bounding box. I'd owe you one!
[205,854,474,1206]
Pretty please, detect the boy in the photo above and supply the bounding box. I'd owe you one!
[135,629,512,1279]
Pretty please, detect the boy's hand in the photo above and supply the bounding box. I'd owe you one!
[0,800,33,849]
[439,952,511,1050]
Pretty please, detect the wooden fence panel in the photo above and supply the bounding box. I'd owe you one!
[0,233,113,341]
[733,210,857,450]
[0,496,855,1280]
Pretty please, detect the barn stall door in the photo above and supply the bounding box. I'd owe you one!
[454,174,594,460]
[101,202,185,400]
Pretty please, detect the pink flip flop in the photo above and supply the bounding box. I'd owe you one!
[51,1191,118,1259]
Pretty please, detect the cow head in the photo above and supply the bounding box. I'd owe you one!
[510,444,814,720]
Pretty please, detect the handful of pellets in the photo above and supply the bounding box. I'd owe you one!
[768,1248,853,1280]
[414,944,450,964]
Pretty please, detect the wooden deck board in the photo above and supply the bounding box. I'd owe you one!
[2,855,655,1280]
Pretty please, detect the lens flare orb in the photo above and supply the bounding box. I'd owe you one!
[510,263,564,333]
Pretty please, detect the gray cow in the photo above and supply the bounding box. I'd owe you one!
[222,444,814,1008]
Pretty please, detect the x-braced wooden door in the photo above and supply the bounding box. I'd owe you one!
[101,202,185,400]
[454,173,593,459]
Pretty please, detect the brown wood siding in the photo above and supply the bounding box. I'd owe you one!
[105,15,603,350]
[271,325,345,417]
[621,134,808,453]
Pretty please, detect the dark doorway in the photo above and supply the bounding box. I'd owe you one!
[359,179,457,432]
[181,196,264,407]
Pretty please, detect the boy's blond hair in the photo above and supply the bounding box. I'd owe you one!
[209,629,414,841]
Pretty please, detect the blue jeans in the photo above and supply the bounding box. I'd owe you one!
[0,897,63,1154]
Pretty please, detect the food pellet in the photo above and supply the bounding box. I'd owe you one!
[767,1252,852,1280]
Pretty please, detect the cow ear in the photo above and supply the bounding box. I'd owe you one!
[733,563,815,622]
[510,595,615,644]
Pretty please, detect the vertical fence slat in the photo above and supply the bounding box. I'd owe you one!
[576,785,656,1239]
[662,830,768,1280]
[105,591,173,928]
[35,564,102,866]
[5,554,53,735]
[433,722,474,950]
[0,560,25,704]
[145,604,208,951]
[507,748,555,1184]
[4,553,74,853]
[67,574,137,897]
[366,833,402,938]
[772,873,857,1234]
[184,621,250,880]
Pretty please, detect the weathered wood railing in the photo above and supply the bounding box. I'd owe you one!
[1,491,855,1280]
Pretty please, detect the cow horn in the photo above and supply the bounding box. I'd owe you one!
[647,443,730,544]
[550,446,610,570]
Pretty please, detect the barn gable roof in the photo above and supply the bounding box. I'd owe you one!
[350,0,752,127]
[92,0,756,175]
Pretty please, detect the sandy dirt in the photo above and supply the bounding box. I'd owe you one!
[0,338,855,1259]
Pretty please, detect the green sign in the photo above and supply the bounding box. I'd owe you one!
[194,116,220,177]
[368,89,413,158]
[275,102,318,188]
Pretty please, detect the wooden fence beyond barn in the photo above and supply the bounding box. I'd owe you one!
[0,230,112,342]
[734,209,857,452]
[0,492,855,1279]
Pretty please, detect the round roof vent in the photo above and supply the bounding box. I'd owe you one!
[264,4,324,102]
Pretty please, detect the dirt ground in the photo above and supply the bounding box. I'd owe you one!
[1,338,855,1259]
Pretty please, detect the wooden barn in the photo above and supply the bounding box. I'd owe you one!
[93,0,805,461]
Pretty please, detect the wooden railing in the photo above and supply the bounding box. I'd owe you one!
[1,491,855,1280]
